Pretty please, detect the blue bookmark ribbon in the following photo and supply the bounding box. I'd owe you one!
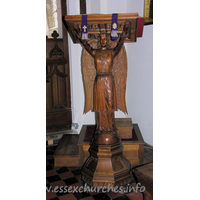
[82,15,88,39]
[111,13,118,41]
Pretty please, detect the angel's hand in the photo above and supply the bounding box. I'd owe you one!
[74,22,81,38]
[122,20,130,37]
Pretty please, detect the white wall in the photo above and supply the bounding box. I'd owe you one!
[67,0,153,145]
[126,25,153,145]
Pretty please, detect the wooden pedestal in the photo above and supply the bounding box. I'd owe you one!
[78,124,145,168]
[81,138,132,187]
[54,124,144,168]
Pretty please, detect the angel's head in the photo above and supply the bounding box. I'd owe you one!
[100,33,107,48]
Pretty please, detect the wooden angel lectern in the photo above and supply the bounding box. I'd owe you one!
[64,13,144,188]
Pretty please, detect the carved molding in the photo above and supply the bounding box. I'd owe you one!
[46,62,68,79]
[46,31,69,80]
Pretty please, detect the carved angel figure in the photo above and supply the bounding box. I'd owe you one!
[74,21,130,139]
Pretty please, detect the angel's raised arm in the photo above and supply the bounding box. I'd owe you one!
[74,23,95,58]
[113,20,130,58]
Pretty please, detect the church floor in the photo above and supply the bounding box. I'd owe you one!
[46,144,153,200]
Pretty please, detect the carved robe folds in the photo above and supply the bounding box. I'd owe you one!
[82,40,128,136]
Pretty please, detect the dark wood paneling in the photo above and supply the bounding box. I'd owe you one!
[46,36,72,132]
[61,0,71,108]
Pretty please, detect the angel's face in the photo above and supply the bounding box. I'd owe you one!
[100,34,107,47]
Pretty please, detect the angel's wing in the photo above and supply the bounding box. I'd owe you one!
[111,40,128,114]
[81,39,97,114]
